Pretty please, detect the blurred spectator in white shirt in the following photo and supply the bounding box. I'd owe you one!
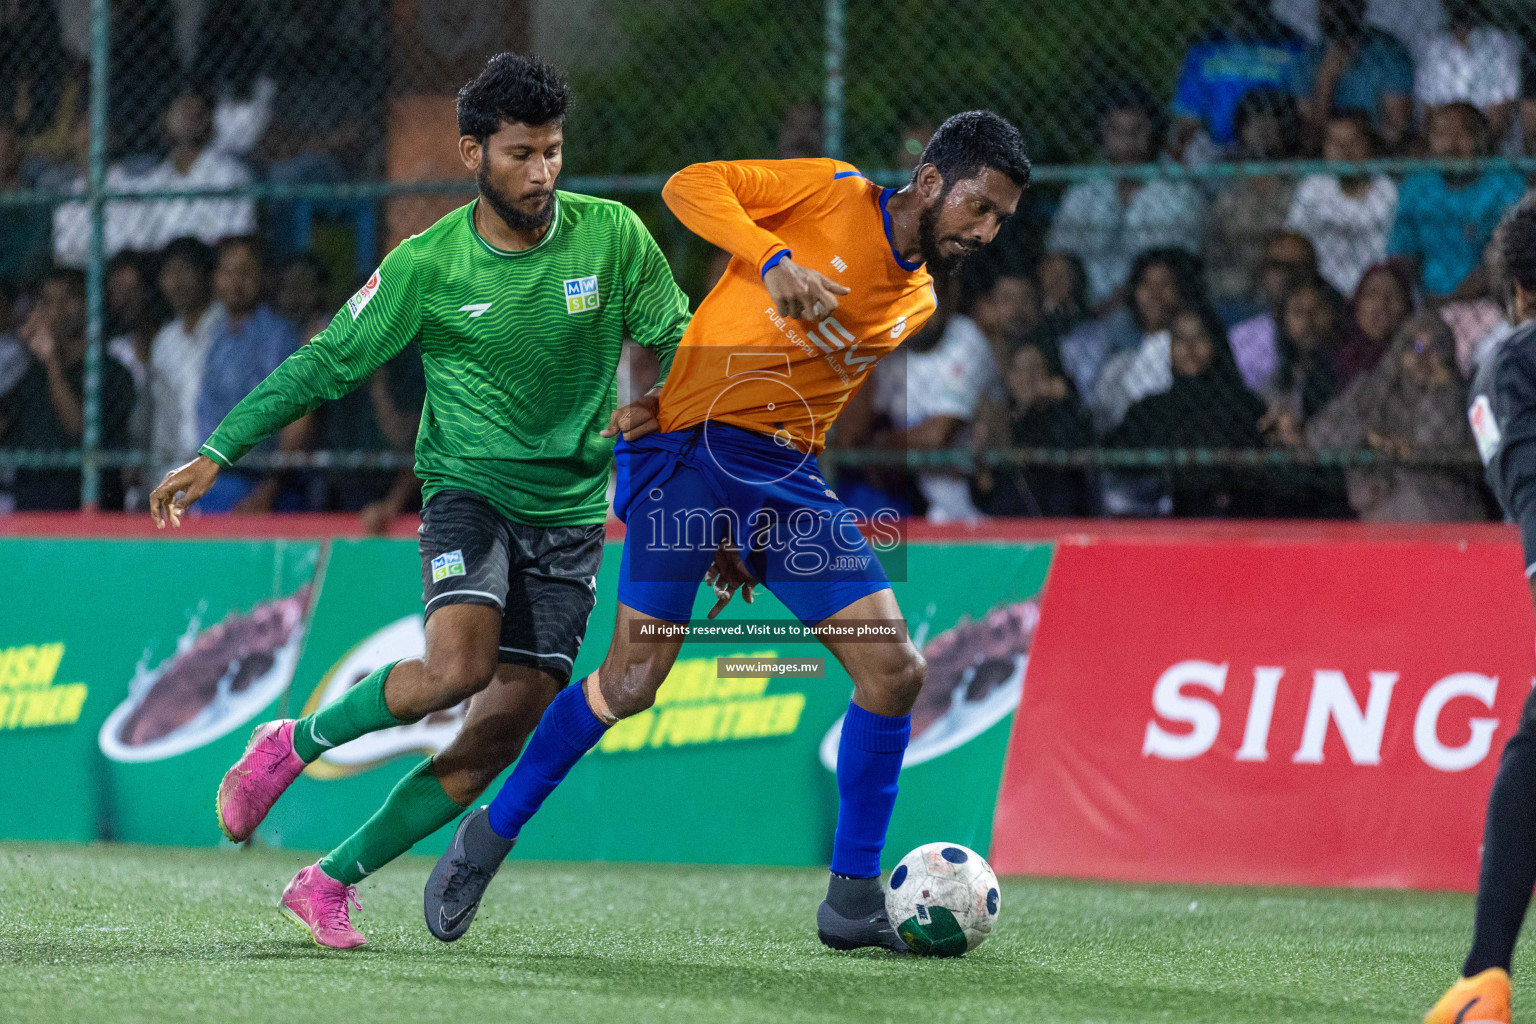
[146,236,225,487]
[1285,108,1397,295]
[51,92,255,267]
[1087,247,1208,432]
[104,251,167,502]
[866,266,1031,522]
[1271,0,1446,54]
[1047,88,1206,307]
[50,121,160,269]
[1414,0,1520,147]
[140,91,256,249]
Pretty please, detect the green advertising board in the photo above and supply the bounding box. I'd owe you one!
[0,536,1050,872]
[0,539,321,843]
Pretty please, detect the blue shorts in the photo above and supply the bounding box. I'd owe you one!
[614,422,892,625]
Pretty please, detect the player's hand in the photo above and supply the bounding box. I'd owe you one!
[1259,405,1303,448]
[360,498,396,535]
[602,392,661,441]
[20,307,58,368]
[764,257,850,322]
[704,540,757,620]
[149,455,220,529]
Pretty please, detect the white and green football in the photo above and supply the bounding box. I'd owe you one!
[885,842,1000,956]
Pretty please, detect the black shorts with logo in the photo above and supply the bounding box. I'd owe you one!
[418,489,603,684]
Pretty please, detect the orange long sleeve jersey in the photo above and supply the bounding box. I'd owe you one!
[657,159,937,452]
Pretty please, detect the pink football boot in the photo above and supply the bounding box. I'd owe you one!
[215,719,305,843]
[279,863,367,949]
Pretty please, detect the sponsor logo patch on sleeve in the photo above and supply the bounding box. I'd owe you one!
[346,268,382,321]
[1469,394,1502,465]
[430,550,467,583]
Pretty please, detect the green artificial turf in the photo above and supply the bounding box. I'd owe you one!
[0,842,1511,1023]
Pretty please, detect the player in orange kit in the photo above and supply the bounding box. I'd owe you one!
[423,111,1030,951]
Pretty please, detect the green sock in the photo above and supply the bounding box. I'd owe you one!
[292,660,407,763]
[319,759,466,885]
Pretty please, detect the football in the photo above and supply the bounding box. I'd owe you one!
[886,843,1000,956]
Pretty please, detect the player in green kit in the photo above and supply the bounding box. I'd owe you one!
[147,53,690,948]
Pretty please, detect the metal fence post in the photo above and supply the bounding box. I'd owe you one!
[80,0,110,510]
[823,0,845,160]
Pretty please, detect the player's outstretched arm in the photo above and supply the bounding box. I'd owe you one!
[661,158,848,294]
[148,455,220,529]
[178,246,423,516]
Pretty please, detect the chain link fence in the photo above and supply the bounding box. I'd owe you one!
[1,0,1532,520]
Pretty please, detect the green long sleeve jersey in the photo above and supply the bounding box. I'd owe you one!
[199,194,691,525]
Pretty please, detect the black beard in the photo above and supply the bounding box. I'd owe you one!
[918,193,971,279]
[478,164,555,233]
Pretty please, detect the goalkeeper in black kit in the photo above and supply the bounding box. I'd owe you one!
[1427,197,1536,1024]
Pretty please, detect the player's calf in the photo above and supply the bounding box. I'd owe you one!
[817,596,926,953]
[424,674,623,945]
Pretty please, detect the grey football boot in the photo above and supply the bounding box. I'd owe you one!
[424,807,515,942]
[816,873,908,953]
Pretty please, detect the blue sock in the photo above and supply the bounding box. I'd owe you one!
[830,702,911,878]
[486,679,608,840]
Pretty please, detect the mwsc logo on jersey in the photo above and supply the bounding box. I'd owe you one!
[563,275,600,314]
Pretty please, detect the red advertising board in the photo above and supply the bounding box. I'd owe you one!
[993,529,1536,890]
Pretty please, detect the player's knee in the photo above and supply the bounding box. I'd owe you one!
[856,644,926,714]
[596,666,661,720]
[891,646,927,708]
[422,649,497,708]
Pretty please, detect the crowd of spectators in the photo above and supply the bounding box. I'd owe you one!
[841,0,1536,522]
[4,0,1536,523]
[0,0,405,518]
[0,236,420,520]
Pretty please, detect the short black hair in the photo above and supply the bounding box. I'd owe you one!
[1128,247,1206,331]
[279,250,332,288]
[215,234,264,266]
[160,236,216,276]
[1041,250,1089,309]
[917,110,1031,191]
[1494,195,1536,299]
[1325,107,1380,154]
[43,266,86,300]
[1233,88,1300,155]
[107,249,158,284]
[1431,100,1491,155]
[958,253,1032,315]
[457,52,570,141]
[1444,0,1486,28]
